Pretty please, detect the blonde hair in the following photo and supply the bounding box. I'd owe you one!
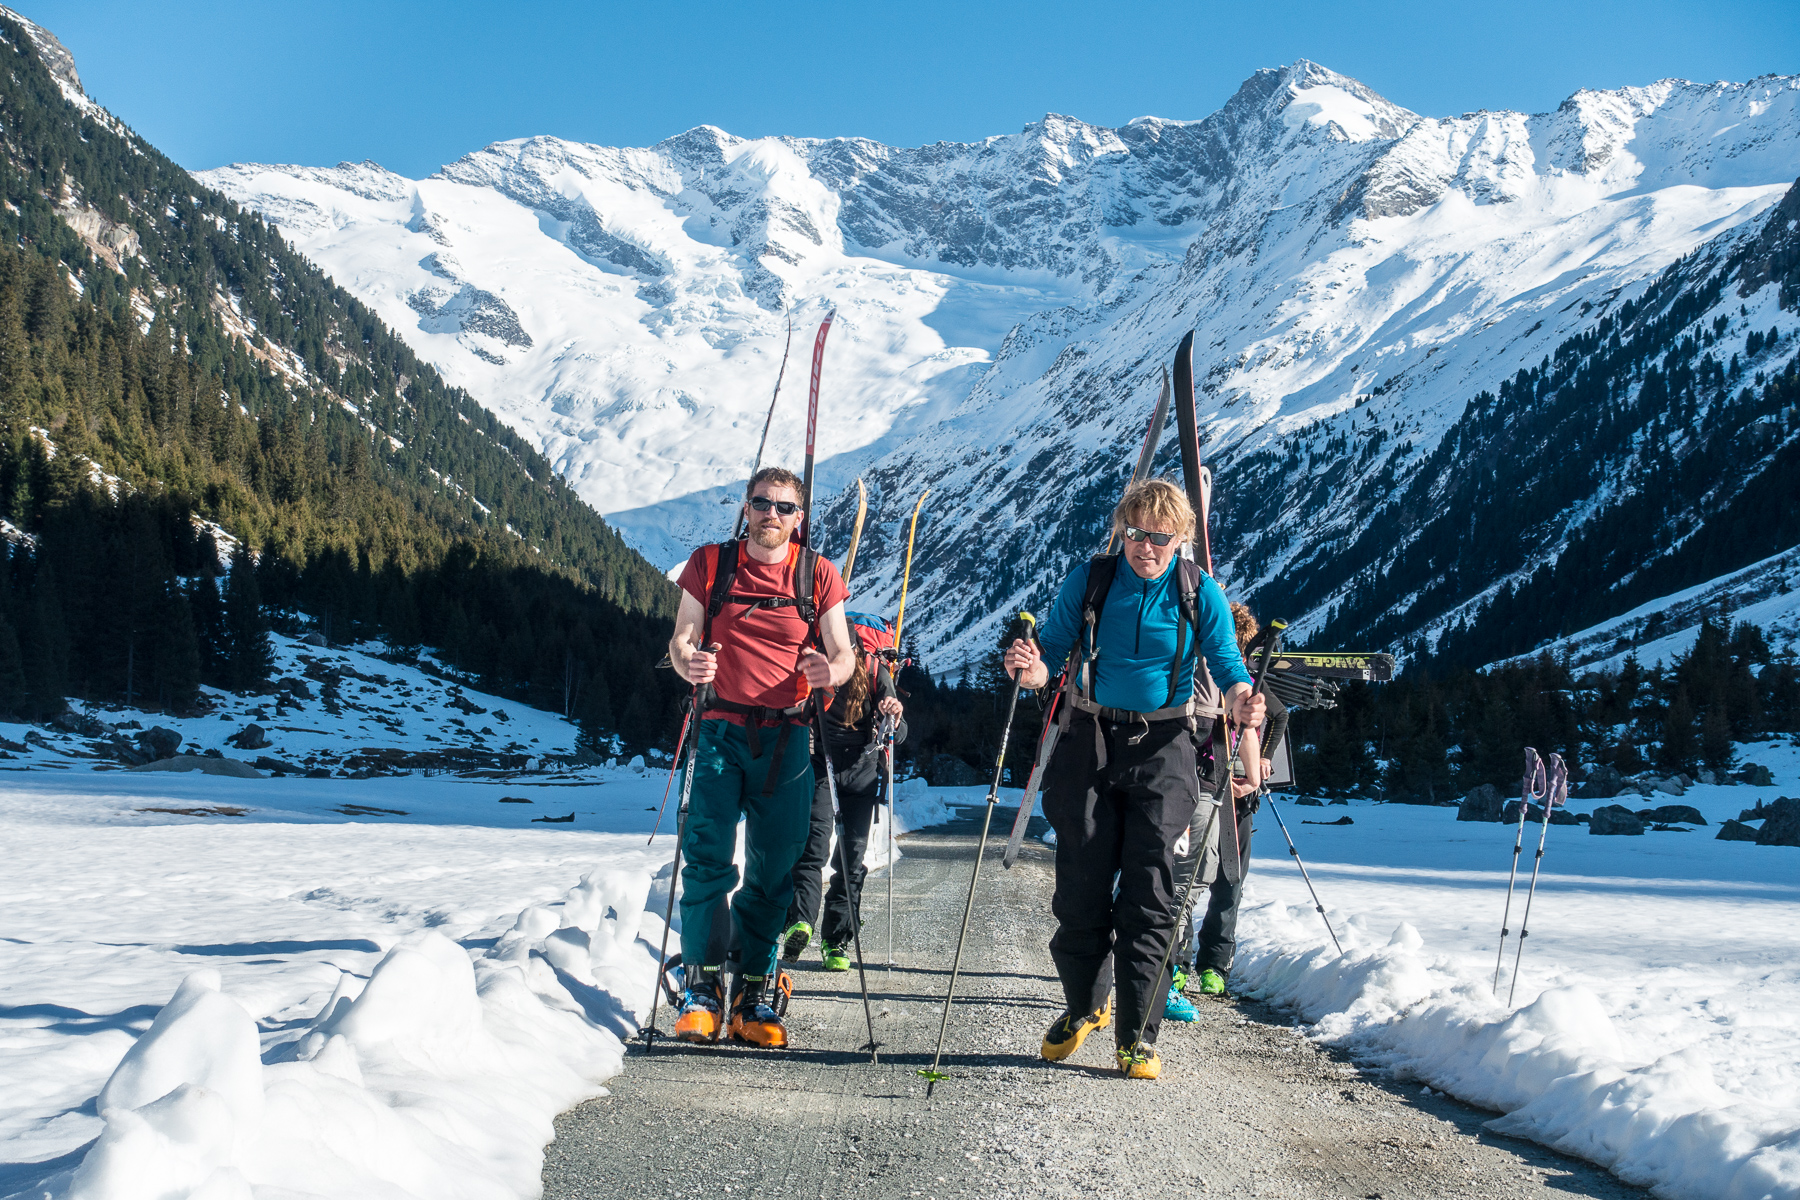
[1112,478,1196,542]
[1230,602,1259,653]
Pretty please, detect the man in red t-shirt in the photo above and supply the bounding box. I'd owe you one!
[667,466,854,1047]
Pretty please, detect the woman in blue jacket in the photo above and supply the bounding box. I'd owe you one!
[1003,479,1263,1080]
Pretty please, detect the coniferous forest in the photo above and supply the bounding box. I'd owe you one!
[0,14,684,749]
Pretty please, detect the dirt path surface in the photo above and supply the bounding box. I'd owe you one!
[543,807,1643,1200]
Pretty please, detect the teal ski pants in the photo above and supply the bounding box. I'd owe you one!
[679,717,815,978]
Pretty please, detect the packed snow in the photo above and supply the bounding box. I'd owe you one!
[1230,737,1800,1200]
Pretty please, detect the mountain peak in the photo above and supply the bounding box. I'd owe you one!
[1215,59,1419,143]
[0,6,81,100]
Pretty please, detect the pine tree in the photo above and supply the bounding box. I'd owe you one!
[187,574,228,684]
[0,608,25,716]
[224,546,273,691]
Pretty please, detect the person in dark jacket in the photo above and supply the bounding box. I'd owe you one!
[1171,602,1289,1006]
[781,654,906,969]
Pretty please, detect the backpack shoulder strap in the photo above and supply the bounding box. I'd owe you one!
[706,540,740,621]
[794,545,819,629]
[1166,557,1204,707]
[1081,554,1119,632]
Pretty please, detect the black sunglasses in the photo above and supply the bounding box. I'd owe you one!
[749,497,802,516]
[1123,526,1177,547]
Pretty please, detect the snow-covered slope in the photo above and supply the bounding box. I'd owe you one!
[202,64,1800,662]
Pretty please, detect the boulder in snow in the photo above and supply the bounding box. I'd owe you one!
[1502,799,1547,824]
[1571,763,1625,799]
[1456,783,1505,822]
[1735,762,1775,787]
[135,725,182,760]
[1588,805,1645,836]
[1650,775,1688,796]
[131,754,261,778]
[1639,804,1706,826]
[1753,797,1800,847]
[227,723,270,750]
[1716,819,1760,842]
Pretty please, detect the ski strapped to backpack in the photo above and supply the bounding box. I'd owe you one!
[694,537,824,794]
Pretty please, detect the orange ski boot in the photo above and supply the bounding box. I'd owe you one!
[726,974,789,1048]
[673,969,725,1043]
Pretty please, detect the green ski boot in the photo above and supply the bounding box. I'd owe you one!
[821,943,851,972]
[780,921,813,963]
[1197,968,1227,996]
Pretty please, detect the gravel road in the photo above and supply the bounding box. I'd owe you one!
[543,805,1642,1200]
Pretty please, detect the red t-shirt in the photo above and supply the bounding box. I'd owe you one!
[677,541,848,717]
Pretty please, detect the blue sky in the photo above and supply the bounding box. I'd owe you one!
[20,0,1799,177]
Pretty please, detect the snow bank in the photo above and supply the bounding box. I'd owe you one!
[1233,770,1800,1200]
[0,770,680,1200]
[20,874,657,1200]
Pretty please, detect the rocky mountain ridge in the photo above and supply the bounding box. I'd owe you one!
[200,61,1800,667]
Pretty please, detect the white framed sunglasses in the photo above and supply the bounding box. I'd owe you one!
[1123,525,1177,547]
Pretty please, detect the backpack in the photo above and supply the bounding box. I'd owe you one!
[696,538,822,650]
[1061,553,1225,727]
[845,610,897,676]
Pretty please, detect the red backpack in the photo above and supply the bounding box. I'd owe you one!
[845,611,897,677]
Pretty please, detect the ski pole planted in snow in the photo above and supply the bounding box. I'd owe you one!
[920,612,1035,1094]
[1493,747,1548,996]
[1508,752,1568,1007]
[1264,796,1344,957]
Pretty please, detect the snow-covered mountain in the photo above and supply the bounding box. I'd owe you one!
[202,63,1800,665]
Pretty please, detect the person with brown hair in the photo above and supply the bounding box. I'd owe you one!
[1168,600,1290,1005]
[666,466,857,1048]
[1002,478,1264,1079]
[780,646,906,971]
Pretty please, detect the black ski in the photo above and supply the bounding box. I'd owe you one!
[1171,330,1212,573]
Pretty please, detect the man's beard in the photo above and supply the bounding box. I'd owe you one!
[749,522,788,549]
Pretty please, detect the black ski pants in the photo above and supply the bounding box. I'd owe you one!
[785,774,880,948]
[1042,713,1200,1047]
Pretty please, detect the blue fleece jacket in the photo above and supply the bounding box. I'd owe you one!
[1036,555,1251,713]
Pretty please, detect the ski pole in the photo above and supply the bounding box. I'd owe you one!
[1492,748,1547,995]
[1508,752,1566,1007]
[920,612,1035,1094]
[729,306,793,543]
[1263,797,1343,956]
[879,714,898,976]
[814,693,881,1062]
[647,699,693,844]
[641,648,717,1049]
[1127,623,1282,1055]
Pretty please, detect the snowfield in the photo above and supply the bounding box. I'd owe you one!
[1232,738,1800,1200]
